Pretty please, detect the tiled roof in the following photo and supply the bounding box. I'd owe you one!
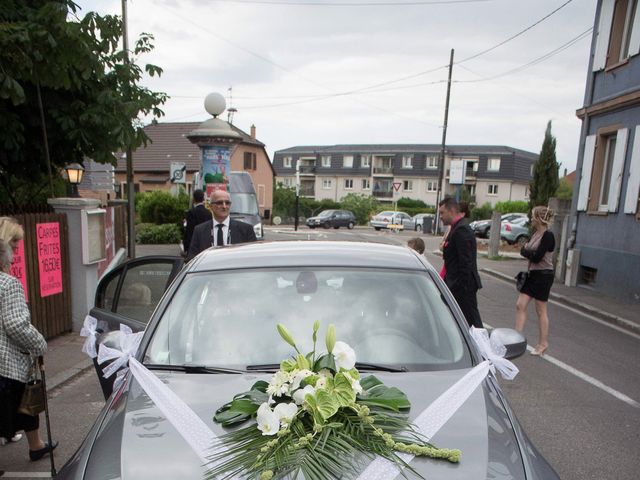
[116,121,265,172]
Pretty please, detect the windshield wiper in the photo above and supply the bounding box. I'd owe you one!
[146,364,245,374]
[247,363,406,373]
[354,362,407,373]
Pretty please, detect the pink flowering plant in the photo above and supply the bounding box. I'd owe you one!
[208,322,460,480]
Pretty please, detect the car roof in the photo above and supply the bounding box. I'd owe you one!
[186,241,430,272]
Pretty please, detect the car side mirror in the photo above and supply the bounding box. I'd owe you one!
[263,209,271,220]
[490,328,527,359]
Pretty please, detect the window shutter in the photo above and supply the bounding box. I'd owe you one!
[628,2,640,56]
[577,135,597,211]
[624,126,640,214]
[608,128,628,212]
[593,0,615,71]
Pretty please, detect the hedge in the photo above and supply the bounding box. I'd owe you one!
[136,223,182,244]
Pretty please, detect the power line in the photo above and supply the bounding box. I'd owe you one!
[213,0,492,6]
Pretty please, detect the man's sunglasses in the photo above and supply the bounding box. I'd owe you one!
[211,200,232,206]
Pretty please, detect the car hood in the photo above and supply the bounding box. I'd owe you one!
[83,369,526,479]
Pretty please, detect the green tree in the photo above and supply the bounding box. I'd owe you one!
[0,0,166,208]
[273,184,297,218]
[397,197,426,209]
[529,121,560,210]
[340,193,379,224]
[555,177,573,201]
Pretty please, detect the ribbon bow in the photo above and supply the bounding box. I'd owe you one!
[80,315,100,358]
[469,327,519,380]
[97,325,143,392]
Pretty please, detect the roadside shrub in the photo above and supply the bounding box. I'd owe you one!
[340,193,379,224]
[397,197,427,209]
[494,200,529,214]
[136,223,182,244]
[137,190,189,225]
[470,202,493,221]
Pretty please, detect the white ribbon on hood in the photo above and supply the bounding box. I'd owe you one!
[79,315,100,358]
[357,328,518,480]
[97,325,218,464]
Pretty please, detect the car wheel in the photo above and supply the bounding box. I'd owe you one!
[334,225,340,229]
[323,223,330,229]
[309,226,315,229]
[483,227,490,238]
[516,235,529,247]
[374,227,381,231]
[347,222,354,229]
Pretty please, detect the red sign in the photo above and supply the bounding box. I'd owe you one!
[10,239,28,301]
[36,222,63,297]
[393,182,402,192]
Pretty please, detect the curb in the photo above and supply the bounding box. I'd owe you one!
[481,268,640,335]
[47,358,94,392]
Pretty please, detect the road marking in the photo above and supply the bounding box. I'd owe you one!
[485,321,640,409]
[2,473,51,478]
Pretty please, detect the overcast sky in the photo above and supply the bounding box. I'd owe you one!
[77,0,597,172]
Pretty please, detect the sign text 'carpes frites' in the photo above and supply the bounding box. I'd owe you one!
[36,222,63,297]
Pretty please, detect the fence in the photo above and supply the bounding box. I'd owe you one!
[1,209,72,339]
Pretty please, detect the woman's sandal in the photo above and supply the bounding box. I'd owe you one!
[530,345,548,356]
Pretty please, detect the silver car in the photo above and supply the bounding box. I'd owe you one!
[369,210,414,230]
[501,217,531,246]
[59,242,558,480]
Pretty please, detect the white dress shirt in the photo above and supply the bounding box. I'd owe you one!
[212,217,230,247]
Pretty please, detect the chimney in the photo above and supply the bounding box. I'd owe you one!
[563,168,567,177]
[250,124,256,139]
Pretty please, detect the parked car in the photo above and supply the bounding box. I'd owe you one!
[412,213,435,231]
[306,209,356,229]
[501,217,531,246]
[470,213,527,238]
[63,242,559,480]
[370,210,414,230]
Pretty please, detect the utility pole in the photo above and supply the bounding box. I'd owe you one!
[294,160,300,231]
[122,0,135,258]
[434,48,454,235]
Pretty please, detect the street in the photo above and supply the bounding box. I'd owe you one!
[4,227,639,479]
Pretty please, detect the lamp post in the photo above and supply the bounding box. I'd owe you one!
[65,163,85,197]
[295,159,300,231]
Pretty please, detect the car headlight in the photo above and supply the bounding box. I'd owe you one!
[253,222,263,238]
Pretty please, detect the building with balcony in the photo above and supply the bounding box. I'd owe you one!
[567,0,640,302]
[273,144,537,206]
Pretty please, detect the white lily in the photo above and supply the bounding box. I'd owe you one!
[293,385,315,405]
[333,341,356,370]
[274,402,298,423]
[256,403,280,436]
[290,369,313,392]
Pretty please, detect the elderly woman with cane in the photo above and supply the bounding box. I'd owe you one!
[0,234,58,461]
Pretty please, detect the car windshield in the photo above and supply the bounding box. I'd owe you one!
[378,211,395,216]
[318,210,335,218]
[230,193,259,215]
[144,268,470,371]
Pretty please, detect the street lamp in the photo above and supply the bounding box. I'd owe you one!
[65,162,85,197]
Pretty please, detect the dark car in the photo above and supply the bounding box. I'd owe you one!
[306,209,356,229]
[60,242,559,480]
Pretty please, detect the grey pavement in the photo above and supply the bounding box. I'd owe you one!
[42,234,639,399]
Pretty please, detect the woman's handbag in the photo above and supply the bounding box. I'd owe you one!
[515,271,529,292]
[18,360,45,416]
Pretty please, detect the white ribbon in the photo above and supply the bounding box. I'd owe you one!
[357,328,519,480]
[469,327,519,380]
[80,315,99,358]
[97,327,144,392]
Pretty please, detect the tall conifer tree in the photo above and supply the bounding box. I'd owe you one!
[529,121,560,210]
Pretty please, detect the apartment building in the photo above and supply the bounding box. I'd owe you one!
[273,144,537,206]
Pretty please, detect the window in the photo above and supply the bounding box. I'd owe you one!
[281,177,294,187]
[487,158,501,172]
[321,155,331,167]
[402,155,413,169]
[116,262,173,323]
[244,152,257,170]
[344,179,354,189]
[322,179,332,189]
[361,155,371,168]
[426,156,439,169]
[343,155,354,168]
[362,179,370,190]
[488,184,498,195]
[577,127,628,213]
[283,156,292,168]
[426,181,437,192]
[403,180,413,192]
[593,0,640,70]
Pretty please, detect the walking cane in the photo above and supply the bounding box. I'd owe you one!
[38,356,56,477]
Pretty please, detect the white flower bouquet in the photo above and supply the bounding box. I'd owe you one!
[207,322,460,480]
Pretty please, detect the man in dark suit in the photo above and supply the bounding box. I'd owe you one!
[439,197,483,328]
[186,189,257,261]
[183,189,211,253]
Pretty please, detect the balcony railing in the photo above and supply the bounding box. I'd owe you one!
[372,190,393,198]
[373,166,393,175]
[299,165,316,174]
[300,187,315,197]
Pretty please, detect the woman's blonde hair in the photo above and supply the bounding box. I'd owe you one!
[0,239,14,272]
[0,217,24,244]
[531,206,555,227]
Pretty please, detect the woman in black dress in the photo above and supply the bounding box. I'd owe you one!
[515,206,555,356]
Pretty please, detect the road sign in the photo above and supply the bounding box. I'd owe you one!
[449,159,465,185]
[393,182,402,192]
[170,162,186,184]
